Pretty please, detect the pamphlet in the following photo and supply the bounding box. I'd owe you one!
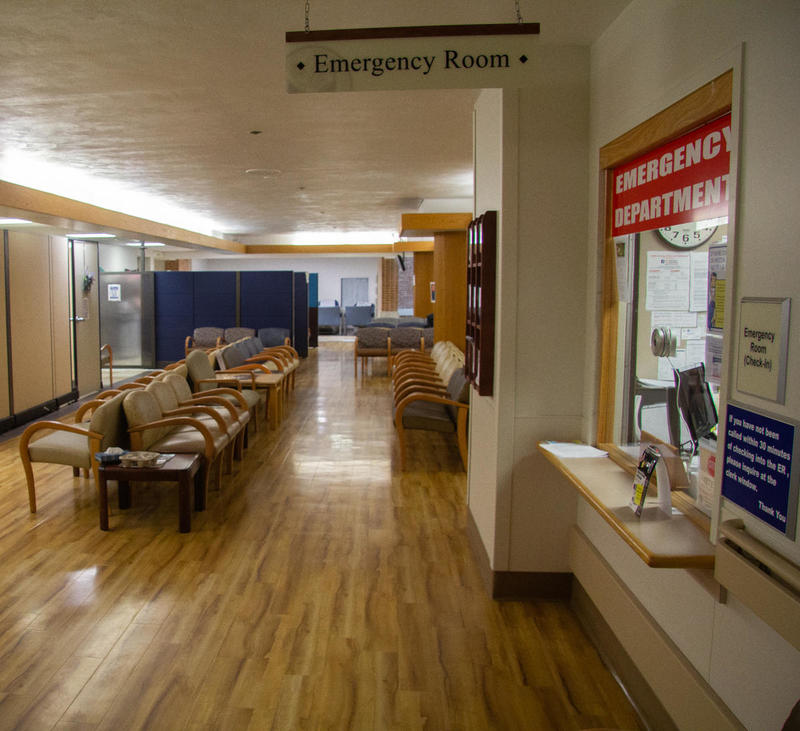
[630,445,660,516]
[539,442,608,459]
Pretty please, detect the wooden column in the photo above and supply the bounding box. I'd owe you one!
[432,231,467,350]
[400,213,471,350]
[413,251,434,318]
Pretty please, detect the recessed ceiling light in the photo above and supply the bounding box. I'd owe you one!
[125,241,165,247]
[73,232,116,239]
[0,217,33,225]
[245,168,281,179]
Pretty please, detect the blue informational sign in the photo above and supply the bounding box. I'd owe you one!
[722,403,798,538]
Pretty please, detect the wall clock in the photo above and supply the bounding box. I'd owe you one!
[657,223,717,249]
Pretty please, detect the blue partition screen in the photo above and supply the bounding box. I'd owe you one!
[154,272,194,364]
[240,271,294,330]
[308,273,318,307]
[193,272,236,328]
[294,272,309,357]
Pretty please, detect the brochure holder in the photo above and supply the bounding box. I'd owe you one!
[631,433,688,517]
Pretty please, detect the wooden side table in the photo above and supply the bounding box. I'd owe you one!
[98,453,202,533]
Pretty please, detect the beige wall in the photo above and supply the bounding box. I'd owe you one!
[470,2,800,727]
[469,44,590,574]
[6,231,77,416]
[585,2,800,728]
[0,236,7,420]
[74,241,101,394]
[412,251,433,319]
[431,231,467,351]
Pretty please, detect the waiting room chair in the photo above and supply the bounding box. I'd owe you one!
[19,391,130,513]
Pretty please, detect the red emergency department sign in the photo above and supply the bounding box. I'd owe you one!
[612,113,731,236]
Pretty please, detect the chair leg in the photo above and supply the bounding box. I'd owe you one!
[456,410,469,471]
[20,455,37,513]
[394,415,408,471]
[224,443,233,474]
[213,456,223,490]
[195,462,208,509]
[235,430,245,460]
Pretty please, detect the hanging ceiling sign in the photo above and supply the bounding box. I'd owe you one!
[285,24,540,94]
[612,112,732,236]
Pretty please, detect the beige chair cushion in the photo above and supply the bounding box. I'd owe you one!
[164,373,250,430]
[90,391,130,451]
[146,380,181,413]
[123,390,173,450]
[26,430,94,468]
[27,390,129,466]
[185,347,264,412]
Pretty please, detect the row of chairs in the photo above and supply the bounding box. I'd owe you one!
[390,342,470,470]
[19,334,301,522]
[318,304,374,334]
[185,326,290,357]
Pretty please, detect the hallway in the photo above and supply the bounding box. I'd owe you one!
[0,344,640,729]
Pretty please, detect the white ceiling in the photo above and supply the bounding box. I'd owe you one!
[0,0,630,251]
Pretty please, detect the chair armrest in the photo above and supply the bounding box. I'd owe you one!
[394,392,468,424]
[75,397,114,422]
[179,394,241,419]
[128,416,216,458]
[394,382,447,405]
[161,405,227,432]
[244,353,285,371]
[224,363,273,375]
[195,376,243,392]
[393,371,444,390]
[214,370,260,388]
[20,420,103,447]
[190,386,249,409]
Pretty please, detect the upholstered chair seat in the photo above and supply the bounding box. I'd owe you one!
[20,390,130,512]
[123,388,229,499]
[393,368,470,470]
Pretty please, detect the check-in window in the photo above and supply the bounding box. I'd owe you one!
[597,73,733,489]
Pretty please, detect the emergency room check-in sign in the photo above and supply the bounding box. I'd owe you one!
[612,113,731,236]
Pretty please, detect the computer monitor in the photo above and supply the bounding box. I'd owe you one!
[674,363,718,449]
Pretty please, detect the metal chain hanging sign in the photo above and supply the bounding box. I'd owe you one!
[285,12,540,94]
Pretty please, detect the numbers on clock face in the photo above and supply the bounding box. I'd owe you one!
[657,224,717,248]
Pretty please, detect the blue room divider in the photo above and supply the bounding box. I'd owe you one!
[154,272,194,365]
[240,270,294,332]
[154,270,308,365]
[193,272,236,329]
[294,272,309,357]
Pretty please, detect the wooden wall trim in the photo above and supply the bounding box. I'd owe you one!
[245,244,395,255]
[400,213,472,237]
[0,180,244,254]
[466,508,573,600]
[571,581,676,731]
[599,70,733,170]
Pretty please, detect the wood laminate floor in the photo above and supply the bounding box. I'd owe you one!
[0,344,642,730]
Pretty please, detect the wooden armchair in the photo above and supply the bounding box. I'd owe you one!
[393,369,470,470]
[144,380,244,473]
[19,391,130,512]
[122,389,230,505]
[185,349,265,432]
[214,345,286,427]
[353,327,391,376]
[100,343,113,387]
[184,326,224,357]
